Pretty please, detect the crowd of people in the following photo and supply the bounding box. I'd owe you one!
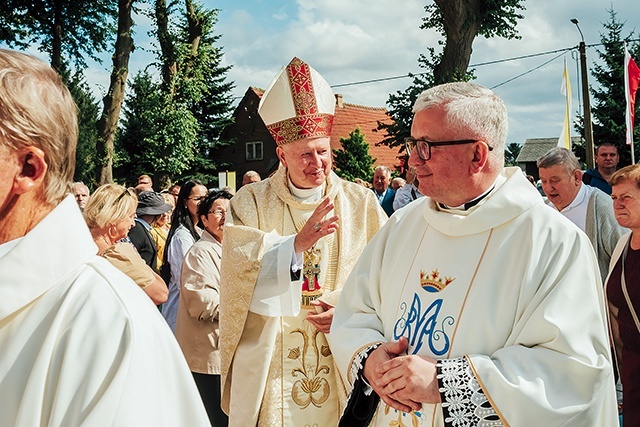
[0,49,637,427]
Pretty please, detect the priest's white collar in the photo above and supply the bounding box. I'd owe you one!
[438,174,506,211]
[288,174,326,202]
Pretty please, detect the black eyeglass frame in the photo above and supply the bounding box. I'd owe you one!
[404,137,492,161]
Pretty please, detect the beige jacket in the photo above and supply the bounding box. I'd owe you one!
[175,229,222,375]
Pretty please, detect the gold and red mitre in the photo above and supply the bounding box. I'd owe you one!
[258,57,335,146]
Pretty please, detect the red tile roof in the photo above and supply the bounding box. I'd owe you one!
[251,88,402,170]
[331,100,401,169]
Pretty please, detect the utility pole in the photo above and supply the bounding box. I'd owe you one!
[571,18,595,169]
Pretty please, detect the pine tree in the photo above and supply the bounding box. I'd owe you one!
[333,128,376,183]
[586,8,640,166]
[504,142,522,166]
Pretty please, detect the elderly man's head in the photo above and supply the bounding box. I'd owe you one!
[0,49,78,243]
[276,137,332,189]
[537,148,582,211]
[72,182,90,210]
[373,166,392,194]
[407,82,507,206]
[242,170,261,186]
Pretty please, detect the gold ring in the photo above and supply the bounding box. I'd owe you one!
[313,222,321,232]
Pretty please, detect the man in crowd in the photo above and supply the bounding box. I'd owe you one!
[135,174,154,193]
[330,82,617,426]
[71,181,90,211]
[241,170,261,186]
[0,49,210,426]
[391,176,405,191]
[373,165,395,216]
[393,166,423,210]
[129,191,173,271]
[219,57,387,427]
[583,142,620,194]
[538,147,626,282]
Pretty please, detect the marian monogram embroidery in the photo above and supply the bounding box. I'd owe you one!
[393,293,454,356]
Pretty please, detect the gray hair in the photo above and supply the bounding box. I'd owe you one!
[374,165,392,177]
[537,147,580,176]
[413,82,507,168]
[0,49,78,206]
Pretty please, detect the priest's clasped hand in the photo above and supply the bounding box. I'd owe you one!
[294,198,339,254]
[364,336,441,413]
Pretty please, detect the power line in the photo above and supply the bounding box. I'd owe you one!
[232,38,640,99]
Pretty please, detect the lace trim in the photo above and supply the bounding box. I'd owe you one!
[437,358,503,427]
[348,343,382,385]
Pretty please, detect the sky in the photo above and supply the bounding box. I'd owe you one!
[85,0,640,146]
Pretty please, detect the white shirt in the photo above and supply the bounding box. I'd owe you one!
[547,183,593,233]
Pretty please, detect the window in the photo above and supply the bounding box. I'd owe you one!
[246,141,263,161]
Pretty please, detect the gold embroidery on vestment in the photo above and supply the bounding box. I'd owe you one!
[288,327,332,409]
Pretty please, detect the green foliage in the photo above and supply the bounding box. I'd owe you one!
[586,8,640,166]
[423,0,524,41]
[504,142,522,166]
[333,128,376,182]
[65,70,100,188]
[0,0,116,70]
[117,3,234,188]
[116,71,198,185]
[378,0,522,151]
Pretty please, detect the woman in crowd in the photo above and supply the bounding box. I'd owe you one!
[150,192,174,271]
[84,184,168,305]
[162,180,208,332]
[176,190,232,427]
[607,164,640,426]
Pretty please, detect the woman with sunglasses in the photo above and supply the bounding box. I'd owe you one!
[162,180,208,332]
[84,184,168,305]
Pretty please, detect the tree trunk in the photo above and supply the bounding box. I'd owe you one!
[155,0,177,93]
[95,0,134,185]
[50,0,63,72]
[433,0,482,84]
[185,0,202,56]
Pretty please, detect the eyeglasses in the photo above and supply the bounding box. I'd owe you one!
[188,196,207,202]
[114,188,133,204]
[208,209,227,217]
[404,137,491,161]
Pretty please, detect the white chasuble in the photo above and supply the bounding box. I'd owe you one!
[330,167,618,427]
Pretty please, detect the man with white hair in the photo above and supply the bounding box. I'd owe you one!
[537,147,625,282]
[0,49,210,426]
[220,57,387,426]
[330,82,617,426]
[71,181,90,211]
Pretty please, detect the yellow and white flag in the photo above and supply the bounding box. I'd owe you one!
[558,58,572,149]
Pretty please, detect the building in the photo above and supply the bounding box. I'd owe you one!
[517,137,584,180]
[218,87,401,188]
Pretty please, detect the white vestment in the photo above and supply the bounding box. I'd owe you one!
[0,196,211,427]
[330,167,618,426]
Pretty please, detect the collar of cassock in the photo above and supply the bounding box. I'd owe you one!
[437,184,496,211]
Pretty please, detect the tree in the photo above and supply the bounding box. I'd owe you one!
[504,142,522,166]
[65,70,100,187]
[0,0,115,72]
[333,128,376,183]
[117,0,234,188]
[378,0,525,152]
[96,0,135,185]
[586,8,640,166]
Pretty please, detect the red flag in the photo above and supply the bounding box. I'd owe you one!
[625,44,640,145]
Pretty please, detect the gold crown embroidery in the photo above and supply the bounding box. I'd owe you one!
[420,269,455,293]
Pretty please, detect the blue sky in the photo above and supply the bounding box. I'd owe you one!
[83,0,639,147]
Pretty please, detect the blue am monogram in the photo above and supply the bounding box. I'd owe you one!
[393,293,455,356]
